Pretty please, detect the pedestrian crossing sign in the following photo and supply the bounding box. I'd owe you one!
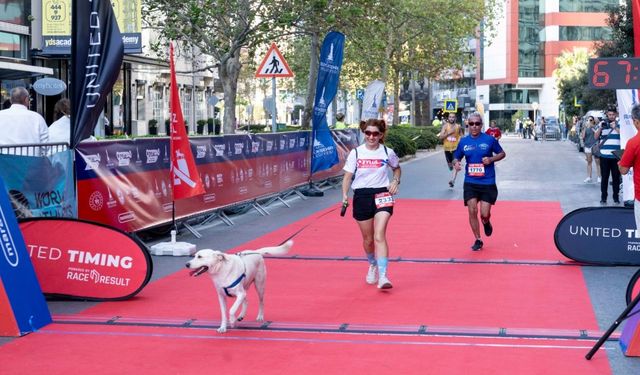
[255,43,294,78]
[444,99,457,113]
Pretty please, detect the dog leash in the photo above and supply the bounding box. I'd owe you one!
[278,205,341,245]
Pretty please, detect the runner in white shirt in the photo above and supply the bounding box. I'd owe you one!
[0,87,49,155]
[342,119,401,290]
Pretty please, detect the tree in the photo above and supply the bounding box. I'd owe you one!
[555,1,634,117]
[143,0,294,134]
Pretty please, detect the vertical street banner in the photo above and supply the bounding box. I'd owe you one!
[169,43,205,200]
[634,0,640,56]
[361,80,385,121]
[0,176,51,336]
[616,89,639,202]
[311,31,345,174]
[71,0,124,148]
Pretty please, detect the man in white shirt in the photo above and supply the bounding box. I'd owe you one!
[0,87,49,156]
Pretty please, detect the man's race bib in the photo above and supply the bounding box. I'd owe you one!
[374,192,394,208]
[468,163,485,177]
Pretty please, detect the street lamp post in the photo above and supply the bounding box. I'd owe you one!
[532,101,539,123]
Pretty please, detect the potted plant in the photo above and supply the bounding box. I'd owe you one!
[148,119,158,135]
[165,118,170,135]
[207,118,214,134]
[215,119,221,135]
[197,119,206,135]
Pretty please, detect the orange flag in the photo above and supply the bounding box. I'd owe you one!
[169,42,204,200]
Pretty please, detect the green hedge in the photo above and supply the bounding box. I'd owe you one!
[385,129,416,158]
[385,126,439,156]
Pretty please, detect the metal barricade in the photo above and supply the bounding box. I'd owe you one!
[0,142,69,156]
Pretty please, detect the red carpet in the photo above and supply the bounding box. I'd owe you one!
[77,261,595,330]
[0,200,611,374]
[232,200,567,261]
[0,324,611,374]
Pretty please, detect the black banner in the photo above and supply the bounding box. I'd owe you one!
[71,0,124,148]
[555,207,640,266]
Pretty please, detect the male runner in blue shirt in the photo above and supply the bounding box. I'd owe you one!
[452,113,506,251]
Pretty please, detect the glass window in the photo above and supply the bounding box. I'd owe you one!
[182,89,192,128]
[0,31,27,59]
[152,88,164,125]
[0,0,29,25]
[489,84,539,104]
[559,26,612,41]
[560,0,618,12]
[518,0,544,77]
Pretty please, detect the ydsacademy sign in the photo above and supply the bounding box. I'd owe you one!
[0,176,51,336]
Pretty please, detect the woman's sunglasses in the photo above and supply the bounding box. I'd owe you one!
[364,130,381,137]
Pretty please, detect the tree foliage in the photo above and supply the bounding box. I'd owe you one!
[555,1,633,117]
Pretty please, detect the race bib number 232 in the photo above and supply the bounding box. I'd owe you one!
[374,192,394,208]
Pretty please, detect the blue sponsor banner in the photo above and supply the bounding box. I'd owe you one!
[0,151,76,218]
[554,206,640,265]
[311,31,345,174]
[0,176,51,336]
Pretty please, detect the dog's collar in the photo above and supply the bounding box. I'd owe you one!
[223,273,246,297]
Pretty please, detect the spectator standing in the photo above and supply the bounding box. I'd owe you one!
[0,87,49,155]
[334,113,347,129]
[540,116,547,141]
[485,120,502,140]
[48,98,71,144]
[619,104,640,229]
[595,107,622,205]
[581,116,598,183]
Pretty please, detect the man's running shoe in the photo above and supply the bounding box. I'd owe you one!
[471,239,483,251]
[365,264,378,284]
[448,180,454,188]
[483,220,493,237]
[377,275,393,289]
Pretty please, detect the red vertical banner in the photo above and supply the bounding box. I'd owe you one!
[169,42,205,200]
[634,0,640,56]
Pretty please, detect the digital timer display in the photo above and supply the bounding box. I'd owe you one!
[588,58,640,89]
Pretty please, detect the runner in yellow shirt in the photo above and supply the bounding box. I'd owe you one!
[438,112,463,188]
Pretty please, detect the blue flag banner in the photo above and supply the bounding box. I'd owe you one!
[0,175,51,336]
[311,31,345,174]
[71,0,124,148]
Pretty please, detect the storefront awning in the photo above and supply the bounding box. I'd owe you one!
[0,61,53,80]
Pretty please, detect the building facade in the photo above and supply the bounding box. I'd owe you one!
[476,0,617,127]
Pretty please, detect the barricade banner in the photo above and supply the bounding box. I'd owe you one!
[0,150,76,219]
[554,206,640,265]
[19,218,152,300]
[75,131,358,232]
[0,176,51,336]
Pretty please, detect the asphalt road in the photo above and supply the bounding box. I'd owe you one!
[8,134,640,373]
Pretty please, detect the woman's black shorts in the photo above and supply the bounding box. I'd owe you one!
[463,182,498,206]
[353,187,394,221]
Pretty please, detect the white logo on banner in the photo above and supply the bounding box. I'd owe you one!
[84,154,101,170]
[0,211,18,267]
[146,149,160,164]
[116,151,132,167]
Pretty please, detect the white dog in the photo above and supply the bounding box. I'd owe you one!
[186,240,292,333]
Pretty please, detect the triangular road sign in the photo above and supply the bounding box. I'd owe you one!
[255,43,294,78]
